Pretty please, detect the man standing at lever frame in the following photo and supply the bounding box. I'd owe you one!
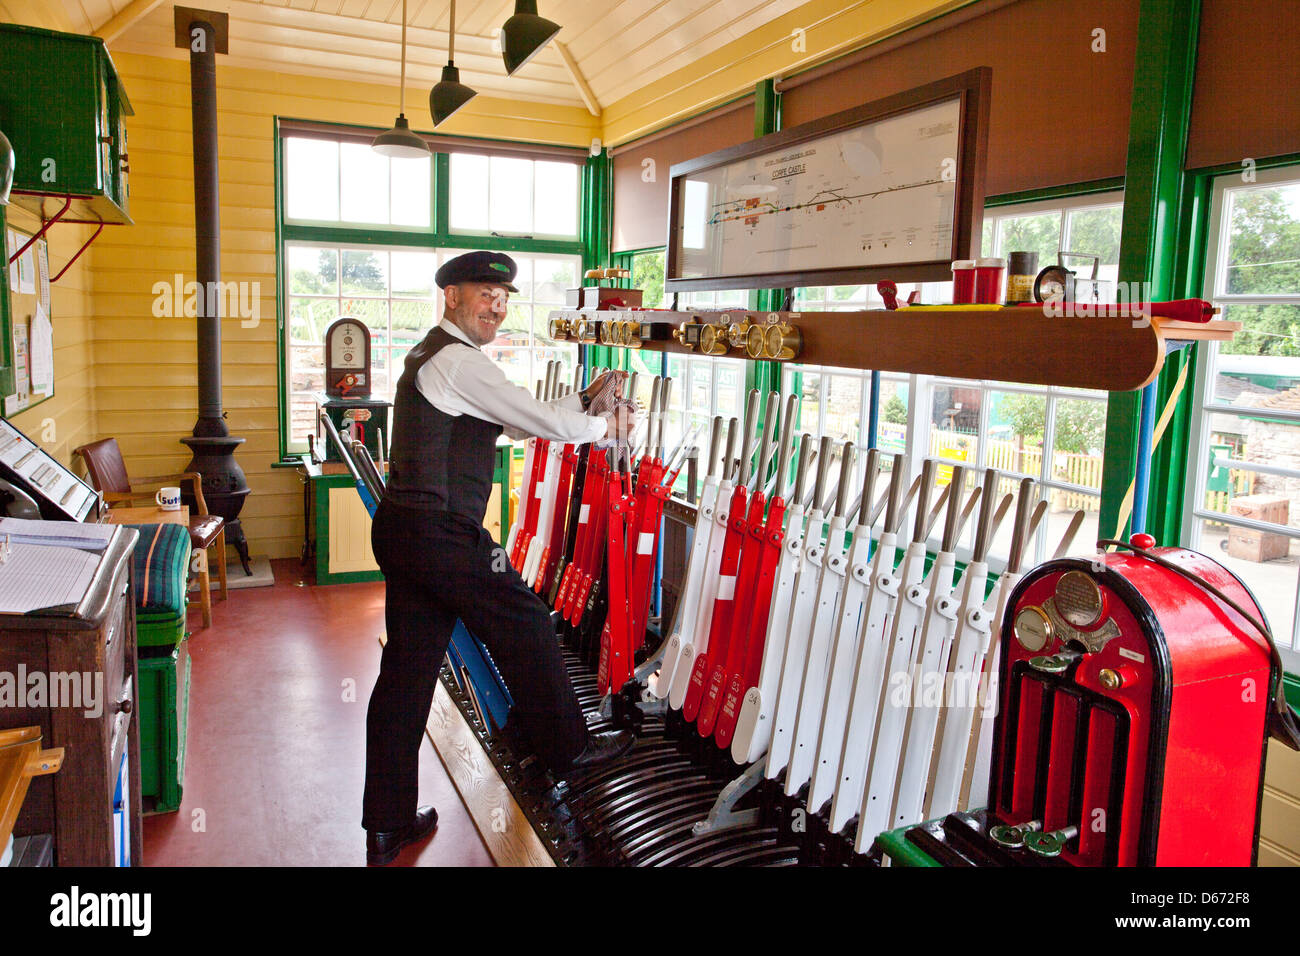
[362,250,637,865]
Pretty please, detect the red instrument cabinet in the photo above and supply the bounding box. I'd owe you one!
[991,547,1273,866]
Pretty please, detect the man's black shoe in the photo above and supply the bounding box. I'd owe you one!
[562,729,635,775]
[366,805,438,865]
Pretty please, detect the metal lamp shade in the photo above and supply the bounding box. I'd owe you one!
[501,0,560,75]
[0,129,13,205]
[371,114,430,158]
[430,63,477,126]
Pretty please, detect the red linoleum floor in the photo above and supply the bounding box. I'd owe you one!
[142,559,494,867]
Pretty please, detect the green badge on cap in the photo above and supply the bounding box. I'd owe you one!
[489,262,509,273]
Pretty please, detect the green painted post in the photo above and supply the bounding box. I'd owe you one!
[1099,0,1201,545]
[747,79,785,421]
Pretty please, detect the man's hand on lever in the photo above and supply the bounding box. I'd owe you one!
[600,403,638,443]
[582,369,629,412]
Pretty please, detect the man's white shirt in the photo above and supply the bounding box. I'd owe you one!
[415,319,608,444]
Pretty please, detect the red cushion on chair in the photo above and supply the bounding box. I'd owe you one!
[188,514,224,549]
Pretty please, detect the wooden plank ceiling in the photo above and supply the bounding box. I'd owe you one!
[56,0,947,112]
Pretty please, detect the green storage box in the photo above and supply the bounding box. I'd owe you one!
[136,611,186,649]
[138,638,190,814]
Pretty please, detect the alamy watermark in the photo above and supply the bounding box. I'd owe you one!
[1042,280,1158,327]
[152,274,261,328]
[0,666,103,719]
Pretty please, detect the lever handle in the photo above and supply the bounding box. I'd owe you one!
[835,442,855,517]
[912,459,937,542]
[812,435,834,513]
[706,416,723,479]
[792,433,814,504]
[773,393,799,501]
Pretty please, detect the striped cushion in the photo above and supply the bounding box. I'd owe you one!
[127,523,192,615]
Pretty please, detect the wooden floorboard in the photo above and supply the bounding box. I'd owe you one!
[378,634,550,867]
[424,683,554,868]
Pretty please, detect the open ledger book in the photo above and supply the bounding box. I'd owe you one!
[0,518,117,614]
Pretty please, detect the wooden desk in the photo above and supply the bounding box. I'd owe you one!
[0,527,143,865]
[103,505,189,527]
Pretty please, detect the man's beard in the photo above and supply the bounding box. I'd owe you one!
[450,306,500,347]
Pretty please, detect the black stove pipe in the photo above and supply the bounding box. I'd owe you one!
[190,17,223,432]
[180,14,252,574]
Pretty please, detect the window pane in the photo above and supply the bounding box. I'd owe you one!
[341,249,388,296]
[689,361,711,414]
[795,370,821,433]
[390,251,435,297]
[501,303,532,347]
[391,299,434,338]
[987,390,1044,476]
[340,143,390,224]
[450,153,489,231]
[1035,491,1100,566]
[828,285,867,308]
[341,297,387,335]
[285,137,338,221]
[390,154,431,227]
[534,258,577,303]
[1064,204,1122,292]
[995,212,1062,266]
[288,246,338,296]
[486,348,530,388]
[824,374,862,443]
[534,160,578,237]
[289,297,338,345]
[536,346,578,392]
[1198,518,1297,649]
[714,360,744,419]
[877,377,909,456]
[1214,305,1300,401]
[489,156,533,234]
[1051,398,1106,486]
[1223,182,1300,296]
[633,251,666,309]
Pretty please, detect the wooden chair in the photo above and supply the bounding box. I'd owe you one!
[73,438,228,628]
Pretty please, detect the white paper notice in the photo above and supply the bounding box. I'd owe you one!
[37,239,50,312]
[30,303,53,396]
[16,239,35,295]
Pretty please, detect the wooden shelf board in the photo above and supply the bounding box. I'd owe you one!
[549,307,1238,391]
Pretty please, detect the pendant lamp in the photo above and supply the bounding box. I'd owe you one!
[430,0,477,127]
[372,0,431,157]
[501,0,561,76]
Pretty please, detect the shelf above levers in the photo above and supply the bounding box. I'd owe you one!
[547,307,1241,392]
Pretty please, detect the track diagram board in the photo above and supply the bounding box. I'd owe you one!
[675,97,960,282]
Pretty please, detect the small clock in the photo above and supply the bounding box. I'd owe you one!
[325,318,371,398]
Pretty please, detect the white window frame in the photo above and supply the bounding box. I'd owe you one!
[282,135,433,231]
[447,152,582,242]
[1183,163,1300,666]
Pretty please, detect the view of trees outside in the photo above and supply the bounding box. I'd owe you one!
[1192,177,1300,653]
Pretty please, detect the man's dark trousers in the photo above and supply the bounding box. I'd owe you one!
[362,498,588,832]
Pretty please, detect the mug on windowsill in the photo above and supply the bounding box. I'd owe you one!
[156,486,182,511]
